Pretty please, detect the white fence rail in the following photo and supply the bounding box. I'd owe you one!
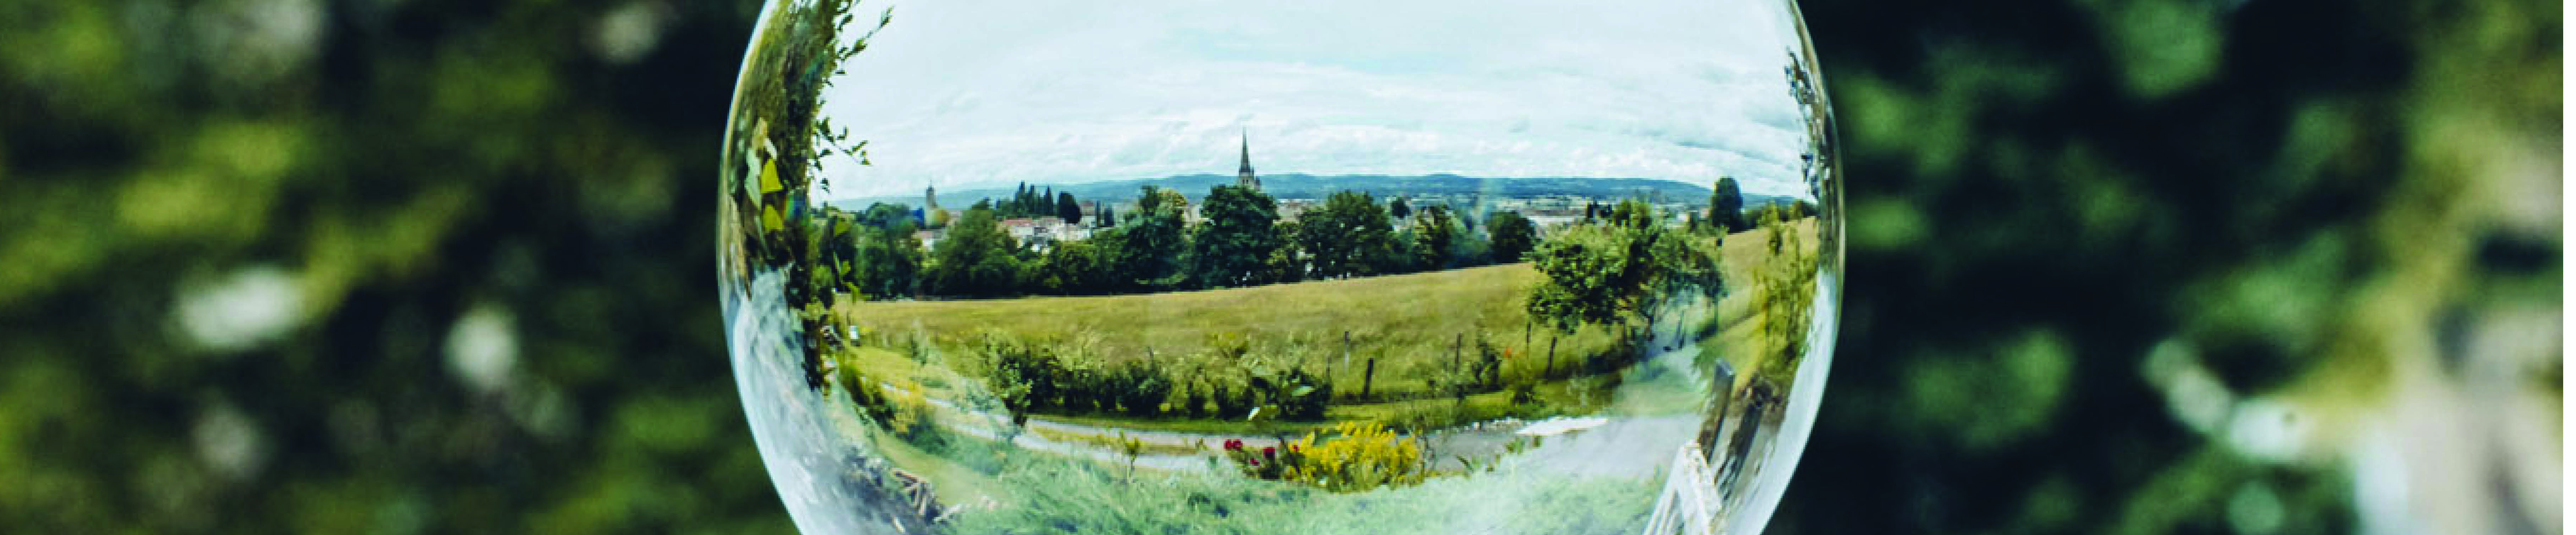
[1641,442,1720,535]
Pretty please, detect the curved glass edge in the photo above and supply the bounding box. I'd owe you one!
[1724,0,1843,531]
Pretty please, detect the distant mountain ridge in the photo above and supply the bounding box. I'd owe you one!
[835,173,1798,209]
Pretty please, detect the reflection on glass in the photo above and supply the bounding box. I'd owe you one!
[719,1,1841,533]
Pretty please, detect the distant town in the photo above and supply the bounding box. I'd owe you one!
[833,134,1804,254]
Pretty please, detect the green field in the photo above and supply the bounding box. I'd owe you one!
[834,264,1626,405]
[1706,217,1821,390]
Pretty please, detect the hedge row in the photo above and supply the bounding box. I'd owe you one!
[979,340,1332,423]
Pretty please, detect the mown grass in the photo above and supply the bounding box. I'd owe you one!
[835,264,1624,403]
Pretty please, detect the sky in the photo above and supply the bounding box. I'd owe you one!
[813,0,1816,201]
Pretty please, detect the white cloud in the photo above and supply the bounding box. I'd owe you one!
[815,0,1817,200]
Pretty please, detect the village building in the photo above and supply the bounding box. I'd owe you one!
[1277,198,1319,223]
[1524,209,1584,235]
[913,228,943,252]
[1000,218,1043,242]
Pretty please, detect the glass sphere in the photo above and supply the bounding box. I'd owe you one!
[719,1,1841,533]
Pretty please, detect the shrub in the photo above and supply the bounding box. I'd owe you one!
[1472,337,1504,390]
[1111,359,1174,416]
[1223,422,1428,492]
[1210,380,1255,419]
[1506,380,1539,407]
[1175,377,1210,418]
[1270,368,1332,421]
[883,377,931,437]
[983,340,1064,423]
[847,369,898,428]
[1238,363,1330,421]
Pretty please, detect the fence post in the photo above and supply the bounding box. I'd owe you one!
[1362,358,1377,399]
[1547,333,1560,377]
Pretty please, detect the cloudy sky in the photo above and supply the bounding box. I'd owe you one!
[814,0,1814,201]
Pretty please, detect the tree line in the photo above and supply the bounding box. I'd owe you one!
[812,183,1547,299]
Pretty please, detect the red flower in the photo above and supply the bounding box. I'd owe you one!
[1262,446,1276,457]
[1223,439,1243,451]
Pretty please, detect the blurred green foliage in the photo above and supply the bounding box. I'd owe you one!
[0,0,787,532]
[0,0,2555,533]
[1783,0,2558,533]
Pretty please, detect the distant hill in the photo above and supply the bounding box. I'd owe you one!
[835,173,1713,208]
[835,173,1805,212]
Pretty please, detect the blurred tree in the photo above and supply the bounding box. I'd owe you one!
[0,0,815,532]
[0,0,2550,533]
[1774,0,2559,533]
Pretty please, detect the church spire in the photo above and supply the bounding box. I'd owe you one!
[1236,128,1260,191]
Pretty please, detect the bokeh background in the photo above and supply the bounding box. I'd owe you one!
[0,0,2556,533]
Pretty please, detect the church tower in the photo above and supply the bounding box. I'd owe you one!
[1236,128,1260,191]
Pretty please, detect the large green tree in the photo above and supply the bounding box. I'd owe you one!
[1709,175,1744,233]
[1526,224,1649,334]
[1268,221,1306,283]
[855,225,924,299]
[1525,202,1716,340]
[1486,211,1539,263]
[1056,191,1083,225]
[1294,190,1397,279]
[1189,185,1286,288]
[1116,186,1189,291]
[1409,204,1460,270]
[927,206,1023,297]
[1032,236,1117,295]
[857,202,919,230]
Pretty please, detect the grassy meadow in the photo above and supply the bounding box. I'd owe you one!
[834,264,1626,405]
[1703,216,1824,390]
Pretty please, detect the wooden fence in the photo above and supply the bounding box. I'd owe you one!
[1641,441,1721,535]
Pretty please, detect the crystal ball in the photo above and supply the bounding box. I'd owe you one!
[719,1,1841,533]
